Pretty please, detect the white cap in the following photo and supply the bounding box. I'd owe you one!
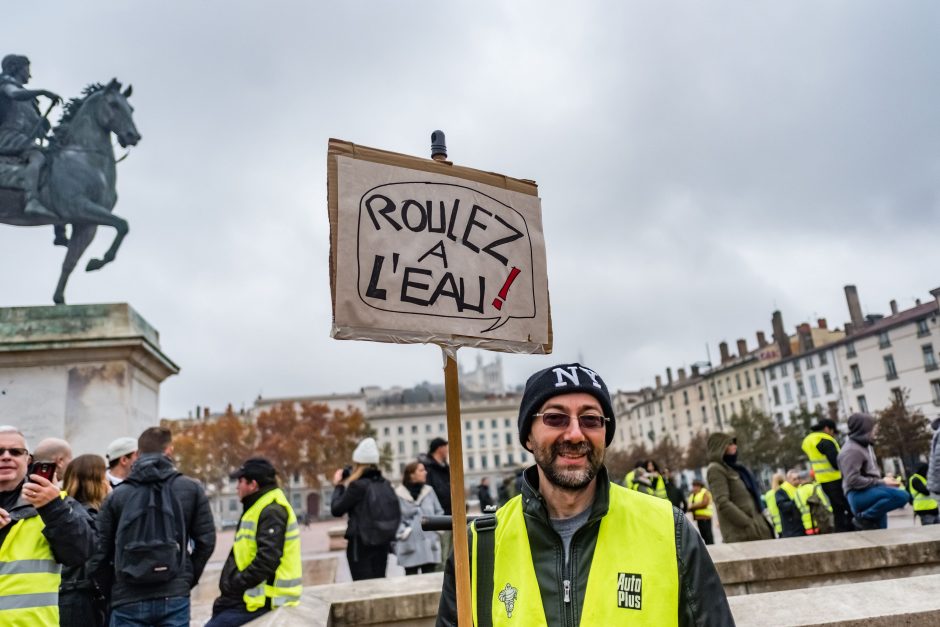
[106,436,138,462]
[352,437,379,464]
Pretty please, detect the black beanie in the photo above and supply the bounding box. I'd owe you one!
[518,363,615,450]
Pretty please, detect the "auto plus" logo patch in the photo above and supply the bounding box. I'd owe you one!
[617,572,642,610]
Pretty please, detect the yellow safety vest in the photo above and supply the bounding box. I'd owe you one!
[623,470,654,496]
[0,505,62,626]
[471,486,678,626]
[650,475,668,500]
[689,489,713,519]
[764,489,781,534]
[909,474,938,512]
[795,483,831,534]
[233,488,302,611]
[801,432,842,484]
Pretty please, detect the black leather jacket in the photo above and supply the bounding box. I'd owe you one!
[437,466,734,626]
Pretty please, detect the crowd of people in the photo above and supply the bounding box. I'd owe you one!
[615,414,940,546]
[0,425,302,627]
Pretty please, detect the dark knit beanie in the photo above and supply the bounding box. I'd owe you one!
[517,363,615,450]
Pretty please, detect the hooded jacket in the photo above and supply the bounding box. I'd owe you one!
[927,417,940,498]
[705,433,773,543]
[436,466,733,626]
[837,414,884,493]
[91,453,217,608]
[393,483,443,568]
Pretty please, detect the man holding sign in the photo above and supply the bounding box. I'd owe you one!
[436,363,732,626]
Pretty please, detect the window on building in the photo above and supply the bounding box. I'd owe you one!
[735,374,742,391]
[412,440,419,454]
[505,432,512,445]
[478,434,485,448]
[440,423,446,432]
[672,414,678,430]
[698,386,704,401]
[398,441,405,454]
[846,342,856,358]
[702,407,708,424]
[753,369,760,385]
[465,435,472,449]
[494,453,501,467]
[822,372,833,394]
[504,418,511,428]
[669,397,675,410]
[808,356,816,370]
[508,453,515,465]
[923,344,938,371]
[383,427,390,436]
[891,387,904,405]
[492,433,499,447]
[781,363,788,376]
[411,425,418,434]
[931,380,940,405]
[745,371,751,388]
[425,424,432,433]
[468,456,475,470]
[809,375,819,397]
[796,380,805,398]
[658,401,663,413]
[683,390,689,405]
[774,413,784,426]
[397,426,404,435]
[481,455,488,469]
[686,410,692,426]
[819,352,828,366]
[918,319,931,337]
[491,419,497,429]
[478,420,484,430]
[851,364,863,387]
[879,331,891,349]
[772,386,781,406]
[793,360,800,374]
[784,382,793,403]
[229,499,238,512]
[769,368,776,381]
[464,421,471,430]
[884,355,898,380]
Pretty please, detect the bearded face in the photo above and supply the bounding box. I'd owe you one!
[530,437,604,491]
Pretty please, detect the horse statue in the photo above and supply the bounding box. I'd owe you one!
[0,78,140,304]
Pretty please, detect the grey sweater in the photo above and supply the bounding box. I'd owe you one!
[837,414,883,493]
[928,418,940,497]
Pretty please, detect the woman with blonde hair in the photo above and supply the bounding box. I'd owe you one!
[60,454,110,626]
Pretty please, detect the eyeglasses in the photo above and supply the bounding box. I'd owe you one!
[534,413,609,431]
[0,447,28,457]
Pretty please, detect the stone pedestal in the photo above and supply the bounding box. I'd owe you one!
[0,303,178,455]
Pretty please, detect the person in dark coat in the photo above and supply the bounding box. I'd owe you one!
[91,427,217,626]
[331,437,396,580]
[417,438,452,568]
[706,432,773,543]
[476,476,496,511]
[60,454,110,627]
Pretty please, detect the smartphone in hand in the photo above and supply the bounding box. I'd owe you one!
[29,461,57,482]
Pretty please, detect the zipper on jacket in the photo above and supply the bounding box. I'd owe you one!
[563,579,570,603]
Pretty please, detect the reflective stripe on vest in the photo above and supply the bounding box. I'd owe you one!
[801,433,842,483]
[233,488,302,611]
[690,489,713,519]
[909,474,939,512]
[764,489,782,534]
[778,482,811,532]
[471,486,679,626]
[795,483,831,533]
[0,511,61,625]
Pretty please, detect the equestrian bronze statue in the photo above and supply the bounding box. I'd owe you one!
[0,54,140,304]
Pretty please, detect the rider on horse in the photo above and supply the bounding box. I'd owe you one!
[0,54,65,243]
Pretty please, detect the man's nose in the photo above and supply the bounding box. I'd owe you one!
[562,417,587,441]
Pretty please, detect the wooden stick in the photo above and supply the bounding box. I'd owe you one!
[443,350,472,625]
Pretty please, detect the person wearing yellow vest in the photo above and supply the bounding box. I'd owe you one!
[436,363,733,626]
[207,457,302,626]
[0,426,95,627]
[776,470,811,537]
[908,463,939,525]
[764,473,785,537]
[802,419,855,532]
[796,479,833,534]
[687,478,714,545]
[623,462,654,495]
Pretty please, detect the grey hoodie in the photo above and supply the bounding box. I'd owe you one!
[927,417,940,498]
[837,414,883,492]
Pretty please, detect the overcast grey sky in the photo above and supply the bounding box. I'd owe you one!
[3,2,939,417]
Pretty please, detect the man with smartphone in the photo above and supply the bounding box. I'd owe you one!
[32,436,73,483]
[0,425,95,625]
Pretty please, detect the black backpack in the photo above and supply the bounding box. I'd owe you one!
[114,474,187,584]
[357,478,401,546]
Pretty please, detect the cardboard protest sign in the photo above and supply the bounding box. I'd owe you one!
[328,139,552,354]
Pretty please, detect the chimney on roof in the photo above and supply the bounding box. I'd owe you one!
[736,338,748,357]
[932,287,940,309]
[916,298,922,306]
[817,318,828,329]
[890,300,899,315]
[845,322,855,335]
[719,341,731,364]
[666,367,673,386]
[678,368,687,383]
[844,285,865,333]
[204,407,210,418]
[691,364,700,377]
[756,331,768,348]
[655,375,662,390]
[772,311,792,357]
[797,323,814,352]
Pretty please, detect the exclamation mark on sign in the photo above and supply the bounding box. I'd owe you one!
[492,267,521,311]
